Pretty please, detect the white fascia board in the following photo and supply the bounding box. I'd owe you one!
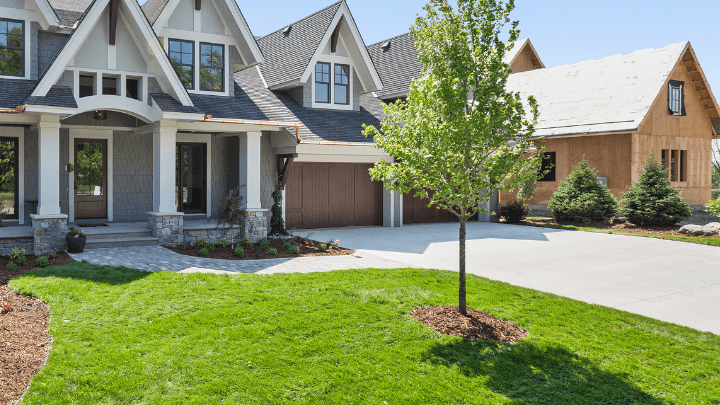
[31,0,111,97]
[30,0,60,29]
[176,121,286,133]
[294,143,392,163]
[299,2,382,92]
[222,0,264,64]
[23,105,75,115]
[162,112,206,121]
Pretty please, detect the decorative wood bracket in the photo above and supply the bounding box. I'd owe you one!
[195,0,201,10]
[330,16,344,54]
[277,153,298,190]
[109,0,119,46]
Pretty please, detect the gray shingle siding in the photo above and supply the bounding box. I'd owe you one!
[113,132,153,221]
[30,22,39,80]
[39,31,70,75]
[256,2,341,88]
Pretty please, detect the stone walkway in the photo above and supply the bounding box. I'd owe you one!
[67,245,415,274]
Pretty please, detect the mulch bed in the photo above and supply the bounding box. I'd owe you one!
[0,252,74,405]
[520,217,720,239]
[412,305,528,342]
[164,237,355,260]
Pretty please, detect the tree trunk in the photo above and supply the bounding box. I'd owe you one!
[458,216,467,315]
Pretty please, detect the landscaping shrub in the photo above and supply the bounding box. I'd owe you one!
[198,248,210,257]
[498,200,529,223]
[241,237,252,247]
[290,246,300,255]
[7,261,16,271]
[259,241,270,251]
[282,242,292,251]
[705,196,720,217]
[9,247,25,261]
[215,187,249,248]
[217,239,230,248]
[548,158,618,222]
[268,248,278,255]
[36,256,49,268]
[208,243,216,252]
[620,155,692,226]
[318,243,327,252]
[17,256,26,266]
[234,247,244,258]
[195,239,211,250]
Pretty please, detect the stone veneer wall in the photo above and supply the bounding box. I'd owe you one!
[0,238,33,256]
[211,135,239,217]
[260,134,276,210]
[24,129,38,225]
[114,132,153,221]
[38,31,69,75]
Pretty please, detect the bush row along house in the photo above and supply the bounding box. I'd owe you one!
[0,0,718,254]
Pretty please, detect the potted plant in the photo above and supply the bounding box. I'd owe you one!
[66,227,86,253]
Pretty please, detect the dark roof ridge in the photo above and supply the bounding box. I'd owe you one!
[260,1,343,40]
[367,31,413,48]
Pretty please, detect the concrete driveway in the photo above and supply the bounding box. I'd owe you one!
[306,222,720,335]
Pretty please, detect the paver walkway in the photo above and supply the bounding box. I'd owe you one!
[67,245,414,274]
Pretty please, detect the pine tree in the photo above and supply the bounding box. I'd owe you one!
[548,158,618,222]
[620,155,691,226]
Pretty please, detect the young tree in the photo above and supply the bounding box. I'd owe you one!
[364,0,542,315]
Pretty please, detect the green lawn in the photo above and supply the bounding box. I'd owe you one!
[9,264,720,404]
[524,220,720,247]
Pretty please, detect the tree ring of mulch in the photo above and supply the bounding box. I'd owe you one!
[412,305,528,342]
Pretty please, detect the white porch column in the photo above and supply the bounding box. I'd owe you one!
[37,115,62,216]
[478,189,499,222]
[239,131,263,209]
[153,120,177,213]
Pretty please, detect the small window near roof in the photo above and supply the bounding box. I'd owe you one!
[200,42,224,92]
[334,64,349,105]
[0,19,24,76]
[538,152,556,182]
[315,62,330,104]
[169,39,194,89]
[669,80,685,116]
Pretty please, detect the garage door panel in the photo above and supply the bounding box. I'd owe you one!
[287,163,382,229]
[403,190,476,224]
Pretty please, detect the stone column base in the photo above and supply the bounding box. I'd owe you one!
[147,212,184,245]
[246,209,268,242]
[30,214,69,256]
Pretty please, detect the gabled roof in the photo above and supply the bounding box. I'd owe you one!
[32,0,194,107]
[367,32,420,100]
[502,38,544,70]
[506,42,720,137]
[257,2,342,89]
[141,0,168,24]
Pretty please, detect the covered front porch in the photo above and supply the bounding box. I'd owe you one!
[0,110,301,255]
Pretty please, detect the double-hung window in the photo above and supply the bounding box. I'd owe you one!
[538,152,556,182]
[199,43,224,92]
[169,39,194,89]
[334,64,349,105]
[0,19,24,76]
[315,62,331,103]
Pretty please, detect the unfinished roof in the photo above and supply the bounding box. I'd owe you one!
[507,42,699,137]
[502,38,545,72]
[256,2,342,88]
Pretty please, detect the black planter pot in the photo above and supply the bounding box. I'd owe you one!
[66,235,87,253]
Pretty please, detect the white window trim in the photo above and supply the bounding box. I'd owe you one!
[0,14,31,80]
[311,55,354,111]
[68,129,113,223]
[161,30,235,97]
[176,133,212,218]
[0,127,25,224]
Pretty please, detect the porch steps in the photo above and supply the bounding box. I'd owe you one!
[81,225,160,249]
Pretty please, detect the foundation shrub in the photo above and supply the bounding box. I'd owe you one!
[548,158,618,222]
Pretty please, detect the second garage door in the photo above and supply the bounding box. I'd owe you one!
[286,163,383,229]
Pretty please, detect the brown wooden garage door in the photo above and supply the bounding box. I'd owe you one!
[403,192,478,224]
[286,163,383,229]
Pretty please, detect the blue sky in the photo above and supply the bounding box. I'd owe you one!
[141,0,720,94]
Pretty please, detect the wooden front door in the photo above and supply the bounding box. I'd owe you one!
[75,138,107,219]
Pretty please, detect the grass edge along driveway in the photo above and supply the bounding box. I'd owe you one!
[9,264,720,404]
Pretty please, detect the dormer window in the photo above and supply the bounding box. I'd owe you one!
[669,80,685,116]
[169,39,194,89]
[315,62,331,103]
[0,18,24,76]
[199,43,224,92]
[334,64,349,105]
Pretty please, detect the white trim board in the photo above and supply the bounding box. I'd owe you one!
[176,133,212,218]
[68,128,114,223]
[0,127,25,224]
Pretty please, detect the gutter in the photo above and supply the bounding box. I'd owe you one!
[298,140,376,146]
[203,115,303,141]
[0,106,25,114]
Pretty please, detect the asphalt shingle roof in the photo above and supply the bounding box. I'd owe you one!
[141,0,169,24]
[507,42,688,137]
[48,0,94,26]
[24,86,77,108]
[151,94,202,114]
[367,33,420,100]
[256,2,341,89]
[0,79,37,109]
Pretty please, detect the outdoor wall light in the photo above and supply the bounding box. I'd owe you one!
[94,110,108,120]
